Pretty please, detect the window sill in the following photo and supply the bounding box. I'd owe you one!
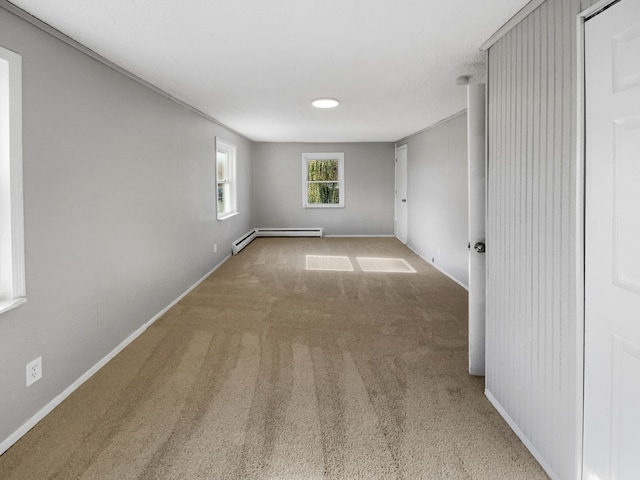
[0,297,27,315]
[303,204,345,209]
[217,211,239,221]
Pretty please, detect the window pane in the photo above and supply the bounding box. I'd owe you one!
[216,138,237,219]
[217,182,229,214]
[307,182,340,204]
[217,152,227,181]
[307,159,338,181]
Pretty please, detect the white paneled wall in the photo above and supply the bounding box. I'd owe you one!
[485,0,599,478]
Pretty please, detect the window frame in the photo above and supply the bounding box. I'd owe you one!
[0,45,26,315]
[301,152,345,208]
[215,137,237,220]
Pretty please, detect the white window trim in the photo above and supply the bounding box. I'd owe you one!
[215,137,237,220]
[0,46,26,315]
[301,152,345,208]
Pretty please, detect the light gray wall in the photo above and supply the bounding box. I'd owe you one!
[485,0,599,478]
[253,142,395,236]
[396,112,469,287]
[0,8,253,447]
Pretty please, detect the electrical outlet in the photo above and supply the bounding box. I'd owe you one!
[26,356,42,387]
[214,243,217,253]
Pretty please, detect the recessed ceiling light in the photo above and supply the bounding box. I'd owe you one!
[312,98,339,109]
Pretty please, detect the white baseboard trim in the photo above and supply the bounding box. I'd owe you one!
[0,254,231,457]
[484,389,559,480]
[324,234,395,238]
[405,243,469,291]
[233,227,326,254]
[255,227,323,237]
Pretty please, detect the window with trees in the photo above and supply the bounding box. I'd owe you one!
[216,138,237,220]
[302,152,344,208]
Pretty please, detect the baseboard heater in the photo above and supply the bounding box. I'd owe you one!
[232,227,324,255]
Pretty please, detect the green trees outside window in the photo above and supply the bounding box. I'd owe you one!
[307,159,340,204]
[302,153,344,208]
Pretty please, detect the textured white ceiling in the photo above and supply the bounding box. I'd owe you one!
[9,0,527,142]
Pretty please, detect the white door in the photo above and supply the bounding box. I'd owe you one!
[395,145,408,244]
[467,84,486,376]
[584,1,640,478]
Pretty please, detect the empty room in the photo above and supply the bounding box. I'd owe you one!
[0,0,638,479]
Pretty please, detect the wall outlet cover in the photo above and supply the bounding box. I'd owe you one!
[26,356,42,387]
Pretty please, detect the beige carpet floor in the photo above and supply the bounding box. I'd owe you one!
[0,237,548,479]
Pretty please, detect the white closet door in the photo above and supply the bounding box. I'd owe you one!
[584,1,640,478]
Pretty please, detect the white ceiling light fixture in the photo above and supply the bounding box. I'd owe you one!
[312,98,339,109]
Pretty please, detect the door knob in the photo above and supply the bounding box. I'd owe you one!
[401,199,407,203]
[474,242,485,253]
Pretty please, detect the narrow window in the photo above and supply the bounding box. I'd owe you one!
[0,45,26,314]
[216,138,237,219]
[302,152,344,208]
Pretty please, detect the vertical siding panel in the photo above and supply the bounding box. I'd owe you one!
[552,0,563,466]
[521,22,528,427]
[500,30,510,408]
[485,44,500,398]
[544,3,556,460]
[512,26,521,419]
[501,32,509,405]
[531,6,542,448]
[485,45,500,396]
[523,9,540,441]
[538,0,550,453]
[492,36,500,403]
[513,19,522,428]
[507,27,513,407]
[492,39,502,401]
[552,2,564,452]
[526,11,536,442]
[565,0,576,453]
[503,30,508,405]
[488,40,497,399]
[485,0,589,478]
[498,37,507,403]
[499,30,508,414]
[488,41,496,397]
[510,19,528,428]
[510,25,519,421]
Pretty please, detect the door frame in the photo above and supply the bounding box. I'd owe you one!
[394,144,408,243]
[577,1,621,478]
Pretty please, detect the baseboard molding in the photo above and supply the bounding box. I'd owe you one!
[484,389,559,480]
[0,254,231,457]
[405,243,469,291]
[233,227,325,254]
[324,234,395,238]
[255,227,323,237]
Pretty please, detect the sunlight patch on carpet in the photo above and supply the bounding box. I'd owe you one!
[356,257,416,273]
[305,255,354,271]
